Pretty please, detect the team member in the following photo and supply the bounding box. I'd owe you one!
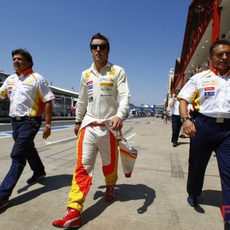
[52,33,130,228]
[178,40,230,228]
[0,49,54,209]
[169,89,182,147]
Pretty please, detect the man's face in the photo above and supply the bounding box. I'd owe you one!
[209,44,230,74]
[13,54,31,73]
[90,38,109,64]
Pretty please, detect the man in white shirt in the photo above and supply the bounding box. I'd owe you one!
[169,89,181,147]
[52,33,130,228]
[0,49,54,210]
[178,39,230,229]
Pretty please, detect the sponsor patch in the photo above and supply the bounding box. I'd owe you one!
[87,80,93,85]
[107,67,116,76]
[85,72,91,80]
[100,82,113,87]
[100,94,112,97]
[24,76,34,84]
[202,79,217,86]
[204,91,215,97]
[87,85,93,91]
[88,91,93,98]
[204,87,215,91]
[101,87,112,91]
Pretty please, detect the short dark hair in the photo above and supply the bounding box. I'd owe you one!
[209,39,230,56]
[11,48,33,67]
[90,33,110,51]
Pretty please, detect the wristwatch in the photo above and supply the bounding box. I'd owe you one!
[75,121,82,125]
[45,124,51,129]
[181,116,191,124]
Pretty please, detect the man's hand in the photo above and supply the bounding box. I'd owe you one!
[74,124,81,136]
[182,119,196,137]
[43,127,51,139]
[109,116,123,131]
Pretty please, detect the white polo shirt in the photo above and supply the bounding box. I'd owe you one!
[169,98,180,115]
[178,68,230,119]
[75,62,130,123]
[0,71,55,117]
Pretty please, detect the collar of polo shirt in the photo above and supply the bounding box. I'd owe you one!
[16,68,33,77]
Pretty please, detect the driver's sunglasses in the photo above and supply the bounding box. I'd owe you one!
[90,44,108,51]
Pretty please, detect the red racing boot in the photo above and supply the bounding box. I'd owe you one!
[104,185,115,202]
[52,207,80,228]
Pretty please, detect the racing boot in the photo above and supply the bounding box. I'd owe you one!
[52,207,80,228]
[104,185,115,202]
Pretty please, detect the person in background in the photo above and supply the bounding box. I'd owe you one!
[52,33,130,228]
[178,39,230,229]
[169,89,182,147]
[0,49,55,209]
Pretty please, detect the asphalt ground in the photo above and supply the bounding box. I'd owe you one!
[0,117,224,230]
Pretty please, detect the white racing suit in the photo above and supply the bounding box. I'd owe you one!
[67,62,130,212]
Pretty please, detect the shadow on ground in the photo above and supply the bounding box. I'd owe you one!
[78,183,155,228]
[7,174,72,209]
[199,189,222,207]
[187,189,222,215]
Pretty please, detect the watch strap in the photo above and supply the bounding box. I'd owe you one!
[45,124,51,129]
[181,116,191,124]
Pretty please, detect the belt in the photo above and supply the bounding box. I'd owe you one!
[198,113,230,124]
[90,122,106,126]
[11,116,41,122]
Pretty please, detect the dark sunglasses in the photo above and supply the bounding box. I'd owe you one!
[90,44,108,51]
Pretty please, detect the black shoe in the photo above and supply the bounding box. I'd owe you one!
[173,143,177,147]
[187,195,198,207]
[27,172,46,185]
[0,199,9,209]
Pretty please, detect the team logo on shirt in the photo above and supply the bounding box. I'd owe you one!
[24,76,35,84]
[87,85,93,90]
[100,82,113,87]
[204,87,215,91]
[87,80,93,92]
[86,80,93,102]
[87,81,93,85]
[100,76,114,88]
[107,67,116,76]
[7,83,15,96]
[204,86,215,97]
[85,72,91,80]
[202,79,217,86]
[204,91,215,97]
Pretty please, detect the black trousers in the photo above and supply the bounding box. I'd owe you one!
[187,114,230,221]
[171,114,182,144]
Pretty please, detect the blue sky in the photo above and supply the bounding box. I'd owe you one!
[0,0,191,105]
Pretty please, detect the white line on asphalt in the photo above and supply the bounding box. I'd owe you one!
[45,132,136,145]
[125,133,136,140]
[45,136,76,145]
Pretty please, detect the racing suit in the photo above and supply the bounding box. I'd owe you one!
[67,62,130,212]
